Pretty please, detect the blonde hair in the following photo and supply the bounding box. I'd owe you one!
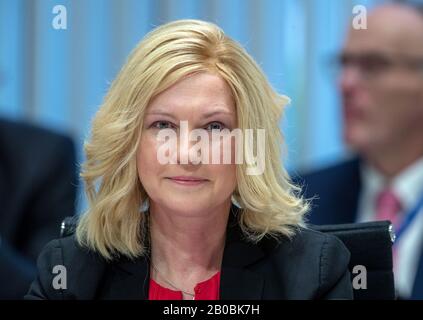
[76,19,309,260]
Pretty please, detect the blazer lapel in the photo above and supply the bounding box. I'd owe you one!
[220,212,267,299]
[220,267,264,300]
[105,256,150,300]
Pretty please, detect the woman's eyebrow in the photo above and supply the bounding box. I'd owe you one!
[145,108,235,118]
[202,109,235,118]
[145,110,175,116]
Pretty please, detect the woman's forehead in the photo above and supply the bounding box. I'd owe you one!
[146,103,235,116]
[146,73,236,115]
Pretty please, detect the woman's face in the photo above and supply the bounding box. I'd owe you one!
[137,72,238,217]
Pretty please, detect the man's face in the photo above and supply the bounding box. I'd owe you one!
[339,10,423,156]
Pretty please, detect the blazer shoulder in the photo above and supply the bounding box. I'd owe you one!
[25,235,107,300]
[261,227,353,299]
[297,228,353,299]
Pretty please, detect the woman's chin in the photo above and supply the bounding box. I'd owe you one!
[158,199,215,216]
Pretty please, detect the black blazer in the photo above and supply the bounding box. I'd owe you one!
[296,158,423,299]
[25,213,353,300]
[0,118,77,299]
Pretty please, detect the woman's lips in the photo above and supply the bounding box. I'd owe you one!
[166,176,208,186]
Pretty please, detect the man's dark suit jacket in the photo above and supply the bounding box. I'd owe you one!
[296,158,423,299]
[25,211,353,300]
[0,118,77,299]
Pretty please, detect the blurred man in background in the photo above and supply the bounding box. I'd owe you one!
[0,117,77,299]
[299,3,423,299]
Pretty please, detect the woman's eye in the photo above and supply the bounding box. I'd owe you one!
[151,121,174,130]
[206,122,225,131]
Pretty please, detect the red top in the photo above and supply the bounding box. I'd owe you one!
[148,271,221,300]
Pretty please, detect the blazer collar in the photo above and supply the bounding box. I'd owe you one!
[219,212,267,299]
[108,206,269,300]
[105,255,150,299]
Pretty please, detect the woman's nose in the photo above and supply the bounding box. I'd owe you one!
[176,122,202,165]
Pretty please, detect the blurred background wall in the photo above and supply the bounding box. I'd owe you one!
[0,0,385,212]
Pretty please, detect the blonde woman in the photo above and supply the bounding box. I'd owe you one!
[26,20,352,300]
